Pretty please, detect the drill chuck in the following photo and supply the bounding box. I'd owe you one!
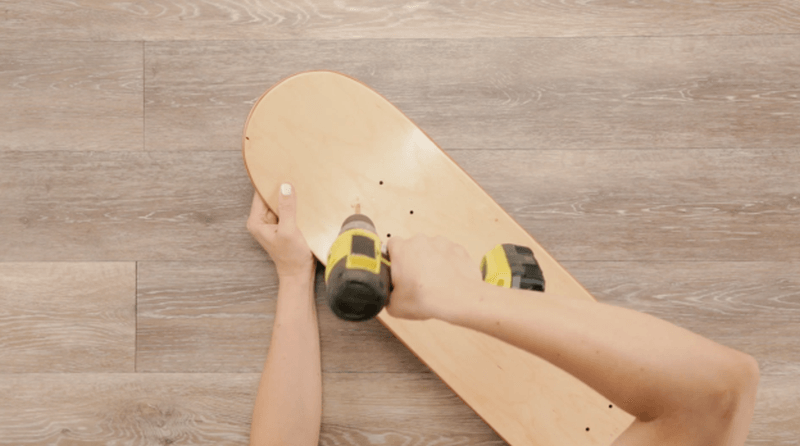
[325,214,392,321]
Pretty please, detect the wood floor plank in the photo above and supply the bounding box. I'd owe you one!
[321,373,504,444]
[565,261,800,365]
[2,1,800,41]
[0,151,256,262]
[136,258,797,389]
[0,41,142,151]
[0,367,794,444]
[145,37,800,151]
[748,361,800,445]
[136,261,426,373]
[0,373,503,445]
[2,4,796,443]
[1,149,795,263]
[0,262,135,372]
[458,149,800,263]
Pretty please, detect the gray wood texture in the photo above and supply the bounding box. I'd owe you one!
[0,262,136,372]
[0,373,503,445]
[137,261,426,374]
[1,149,796,262]
[137,260,800,373]
[145,37,800,151]
[1,2,798,444]
[2,1,800,40]
[0,41,142,151]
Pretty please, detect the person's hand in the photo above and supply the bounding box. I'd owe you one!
[385,234,483,320]
[247,183,315,281]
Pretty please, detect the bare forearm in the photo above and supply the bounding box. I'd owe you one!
[250,275,321,446]
[440,281,755,423]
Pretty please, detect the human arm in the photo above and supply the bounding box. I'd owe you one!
[246,185,321,446]
[385,234,759,446]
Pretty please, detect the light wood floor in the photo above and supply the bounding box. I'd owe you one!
[1,2,798,445]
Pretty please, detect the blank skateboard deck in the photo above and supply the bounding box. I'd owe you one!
[243,71,634,445]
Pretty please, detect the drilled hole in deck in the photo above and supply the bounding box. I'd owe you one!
[586,427,590,432]
[609,404,613,408]
[379,181,384,185]
[387,233,391,237]
[410,210,414,214]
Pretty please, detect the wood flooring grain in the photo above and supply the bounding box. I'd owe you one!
[322,372,504,444]
[136,261,426,373]
[0,373,503,445]
[458,149,800,263]
[1,149,795,263]
[136,259,797,377]
[3,2,798,444]
[0,262,135,372]
[0,151,256,262]
[0,41,142,151]
[748,361,800,446]
[145,37,800,151]
[0,373,255,445]
[566,261,800,364]
[0,368,794,445]
[2,0,800,41]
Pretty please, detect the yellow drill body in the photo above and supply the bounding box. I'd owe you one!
[325,214,544,321]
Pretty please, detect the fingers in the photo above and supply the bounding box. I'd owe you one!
[247,191,277,236]
[247,192,266,234]
[277,182,297,232]
[386,236,398,256]
[249,191,266,222]
[247,183,297,237]
[264,208,278,224]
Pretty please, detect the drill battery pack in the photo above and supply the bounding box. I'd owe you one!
[481,244,545,291]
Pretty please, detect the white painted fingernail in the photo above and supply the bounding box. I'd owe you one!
[280,183,292,196]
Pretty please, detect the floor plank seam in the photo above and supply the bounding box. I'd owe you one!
[0,147,794,155]
[142,40,145,153]
[3,33,800,44]
[135,260,138,373]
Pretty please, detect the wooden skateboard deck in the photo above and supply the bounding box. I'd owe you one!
[243,71,635,445]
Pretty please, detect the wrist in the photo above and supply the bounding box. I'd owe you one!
[278,264,316,285]
[278,274,314,296]
[278,265,315,295]
[434,279,492,325]
[275,273,317,316]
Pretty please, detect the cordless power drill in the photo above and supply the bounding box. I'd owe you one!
[325,213,545,322]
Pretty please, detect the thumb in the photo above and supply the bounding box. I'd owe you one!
[386,236,395,255]
[277,183,297,231]
[386,236,401,282]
